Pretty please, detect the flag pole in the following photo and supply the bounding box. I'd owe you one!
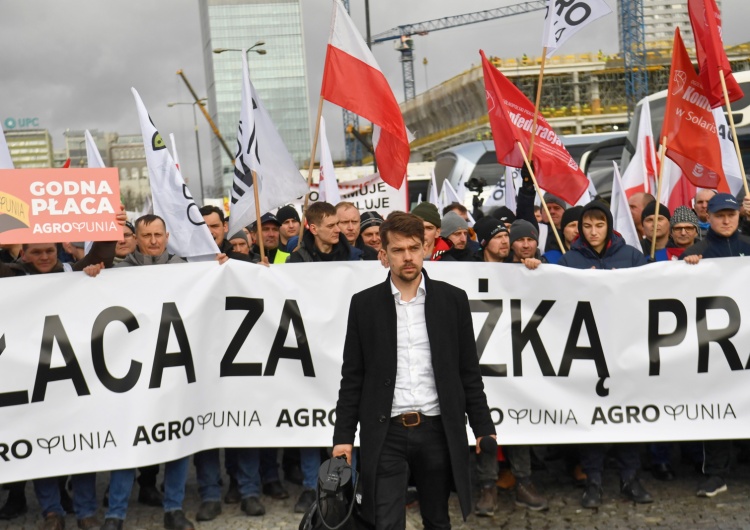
[517,140,566,254]
[296,95,325,251]
[719,70,749,196]
[527,48,548,159]
[251,170,266,261]
[650,136,668,261]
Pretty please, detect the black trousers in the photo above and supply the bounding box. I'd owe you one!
[374,417,452,530]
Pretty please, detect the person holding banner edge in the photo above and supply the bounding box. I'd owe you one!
[557,201,652,508]
[681,192,750,498]
[332,212,495,529]
[97,214,230,530]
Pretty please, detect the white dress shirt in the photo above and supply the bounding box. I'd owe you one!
[390,275,441,417]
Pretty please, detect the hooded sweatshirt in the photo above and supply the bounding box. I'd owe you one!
[558,201,647,270]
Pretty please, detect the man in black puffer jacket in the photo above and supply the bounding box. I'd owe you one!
[557,200,651,509]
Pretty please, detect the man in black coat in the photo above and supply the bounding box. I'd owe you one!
[332,212,495,529]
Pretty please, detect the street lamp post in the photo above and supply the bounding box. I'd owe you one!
[212,40,267,58]
[167,99,207,204]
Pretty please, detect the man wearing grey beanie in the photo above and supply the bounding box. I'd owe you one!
[440,212,477,262]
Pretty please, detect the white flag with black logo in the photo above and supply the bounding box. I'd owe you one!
[542,0,612,58]
[131,88,217,258]
[228,51,309,235]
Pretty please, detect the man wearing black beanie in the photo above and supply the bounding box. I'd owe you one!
[640,202,671,260]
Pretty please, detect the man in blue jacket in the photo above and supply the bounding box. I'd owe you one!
[681,192,750,498]
[557,201,651,508]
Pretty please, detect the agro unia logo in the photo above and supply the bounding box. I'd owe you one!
[672,70,687,96]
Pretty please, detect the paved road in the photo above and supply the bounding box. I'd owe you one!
[3,452,750,529]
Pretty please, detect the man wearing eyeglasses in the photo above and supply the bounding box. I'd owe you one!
[669,206,701,256]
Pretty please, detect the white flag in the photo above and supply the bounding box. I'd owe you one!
[505,166,519,212]
[427,170,442,210]
[542,0,612,58]
[621,100,658,197]
[611,162,641,251]
[228,50,309,235]
[140,194,154,217]
[83,130,107,256]
[169,133,181,171]
[0,129,13,169]
[713,108,744,196]
[317,116,341,205]
[131,88,217,258]
[85,130,105,169]
[442,179,475,226]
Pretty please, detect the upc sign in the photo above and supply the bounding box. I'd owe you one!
[4,118,39,130]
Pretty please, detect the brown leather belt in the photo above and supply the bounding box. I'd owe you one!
[391,412,440,427]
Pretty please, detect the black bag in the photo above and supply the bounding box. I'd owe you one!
[298,456,373,530]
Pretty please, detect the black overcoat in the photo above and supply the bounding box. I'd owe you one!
[332,268,496,523]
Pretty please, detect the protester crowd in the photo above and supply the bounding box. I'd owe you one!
[3,167,750,530]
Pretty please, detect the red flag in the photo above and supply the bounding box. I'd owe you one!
[688,0,743,108]
[62,158,71,169]
[662,29,727,190]
[480,50,588,205]
[321,1,409,189]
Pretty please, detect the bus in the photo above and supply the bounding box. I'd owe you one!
[620,70,750,179]
[419,132,625,213]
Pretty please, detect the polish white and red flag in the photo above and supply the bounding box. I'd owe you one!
[620,99,659,198]
[321,0,410,189]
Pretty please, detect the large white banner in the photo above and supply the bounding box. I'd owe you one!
[1,259,750,482]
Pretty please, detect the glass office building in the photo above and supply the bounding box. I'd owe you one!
[199,0,311,196]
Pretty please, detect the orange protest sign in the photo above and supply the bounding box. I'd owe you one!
[0,168,122,244]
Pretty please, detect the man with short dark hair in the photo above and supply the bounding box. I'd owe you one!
[287,202,363,263]
[333,212,495,528]
[442,201,469,221]
[200,205,255,262]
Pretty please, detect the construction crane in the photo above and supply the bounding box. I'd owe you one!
[619,0,648,116]
[371,0,647,115]
[371,1,546,101]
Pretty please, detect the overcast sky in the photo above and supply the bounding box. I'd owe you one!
[0,0,745,191]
